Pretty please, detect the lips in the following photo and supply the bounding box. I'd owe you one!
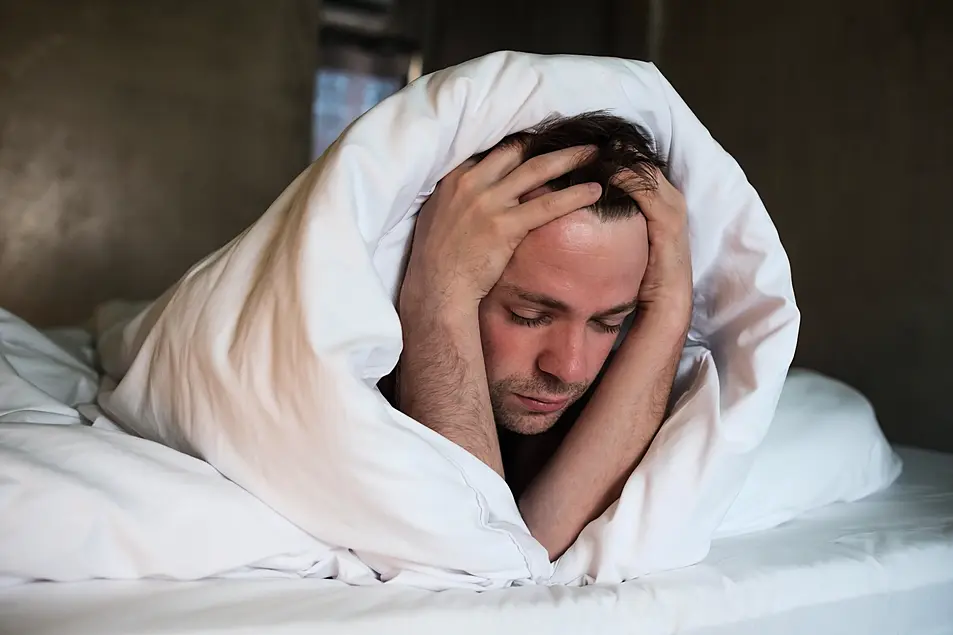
[514,393,569,414]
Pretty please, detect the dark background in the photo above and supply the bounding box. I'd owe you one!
[1,0,951,452]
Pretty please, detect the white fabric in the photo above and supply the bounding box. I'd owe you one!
[0,422,373,585]
[2,445,950,635]
[0,309,367,586]
[92,50,803,588]
[0,310,97,425]
[0,307,902,589]
[717,367,903,536]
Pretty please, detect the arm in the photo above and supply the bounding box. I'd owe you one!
[397,304,503,476]
[518,168,693,559]
[517,310,686,558]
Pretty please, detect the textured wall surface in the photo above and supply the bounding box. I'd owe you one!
[0,0,316,326]
[659,1,953,451]
[3,0,951,452]
[421,0,650,72]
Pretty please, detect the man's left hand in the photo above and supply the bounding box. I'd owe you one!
[614,168,692,334]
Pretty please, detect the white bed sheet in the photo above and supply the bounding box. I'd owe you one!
[2,445,950,635]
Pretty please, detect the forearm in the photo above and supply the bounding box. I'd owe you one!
[397,305,504,477]
[518,311,687,559]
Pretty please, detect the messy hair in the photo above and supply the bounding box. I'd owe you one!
[481,111,667,221]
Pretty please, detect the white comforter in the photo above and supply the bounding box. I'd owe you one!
[89,51,802,588]
[0,307,900,587]
[3,52,914,589]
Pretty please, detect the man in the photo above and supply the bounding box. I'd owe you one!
[390,112,692,560]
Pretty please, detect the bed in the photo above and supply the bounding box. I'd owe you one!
[1,306,952,634]
[0,443,950,635]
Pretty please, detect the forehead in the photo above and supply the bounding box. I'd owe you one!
[499,210,648,311]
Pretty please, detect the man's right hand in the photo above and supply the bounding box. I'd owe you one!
[394,142,602,477]
[399,143,603,319]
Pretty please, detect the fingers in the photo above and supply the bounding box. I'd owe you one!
[610,167,659,215]
[442,157,480,184]
[511,182,603,234]
[443,142,525,199]
[610,167,681,221]
[495,145,598,201]
[471,141,526,184]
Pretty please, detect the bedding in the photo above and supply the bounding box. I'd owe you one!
[0,306,902,589]
[92,49,802,588]
[1,444,949,635]
[716,367,902,536]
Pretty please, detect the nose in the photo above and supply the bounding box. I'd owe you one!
[536,324,588,386]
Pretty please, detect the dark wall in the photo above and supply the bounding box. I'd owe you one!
[3,0,950,452]
[421,0,650,72]
[0,0,317,326]
[416,0,953,452]
[658,1,953,452]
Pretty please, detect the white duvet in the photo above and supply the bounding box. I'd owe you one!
[0,307,899,588]
[0,52,898,590]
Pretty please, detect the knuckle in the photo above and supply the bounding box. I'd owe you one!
[541,192,565,215]
[540,191,559,210]
[472,190,497,215]
[522,158,549,183]
[487,213,511,240]
[455,170,478,195]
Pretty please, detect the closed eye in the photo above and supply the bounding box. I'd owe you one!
[509,312,550,328]
[591,320,623,334]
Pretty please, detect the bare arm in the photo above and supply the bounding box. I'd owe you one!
[518,311,686,558]
[518,167,693,559]
[397,305,503,476]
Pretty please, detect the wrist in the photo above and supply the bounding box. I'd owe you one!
[630,302,691,342]
[400,291,479,335]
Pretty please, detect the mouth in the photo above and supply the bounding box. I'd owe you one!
[513,393,569,414]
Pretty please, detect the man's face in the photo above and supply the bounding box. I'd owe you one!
[478,209,649,435]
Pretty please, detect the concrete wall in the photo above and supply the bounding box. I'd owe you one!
[658,1,953,451]
[0,0,317,326]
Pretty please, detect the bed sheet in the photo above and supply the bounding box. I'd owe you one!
[1,445,950,635]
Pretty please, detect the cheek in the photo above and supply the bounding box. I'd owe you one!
[587,335,618,376]
[478,310,539,381]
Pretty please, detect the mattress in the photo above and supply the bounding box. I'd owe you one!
[1,445,950,635]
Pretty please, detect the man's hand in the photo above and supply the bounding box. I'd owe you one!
[615,167,692,327]
[399,144,602,317]
[396,144,602,477]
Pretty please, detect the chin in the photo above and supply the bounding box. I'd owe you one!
[497,411,563,436]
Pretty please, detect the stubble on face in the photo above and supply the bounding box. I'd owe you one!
[489,372,590,435]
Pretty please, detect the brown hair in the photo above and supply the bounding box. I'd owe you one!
[483,110,667,220]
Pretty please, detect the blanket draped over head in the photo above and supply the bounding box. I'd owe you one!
[96,51,800,589]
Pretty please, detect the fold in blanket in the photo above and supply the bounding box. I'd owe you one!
[94,51,800,589]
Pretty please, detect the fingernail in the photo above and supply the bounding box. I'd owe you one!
[588,183,602,194]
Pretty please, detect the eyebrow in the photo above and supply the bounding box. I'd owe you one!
[501,283,638,319]
[501,284,570,312]
[592,299,638,319]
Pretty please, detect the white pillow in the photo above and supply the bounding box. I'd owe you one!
[96,51,801,588]
[717,368,903,536]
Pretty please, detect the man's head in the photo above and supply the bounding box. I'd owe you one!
[477,112,666,435]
